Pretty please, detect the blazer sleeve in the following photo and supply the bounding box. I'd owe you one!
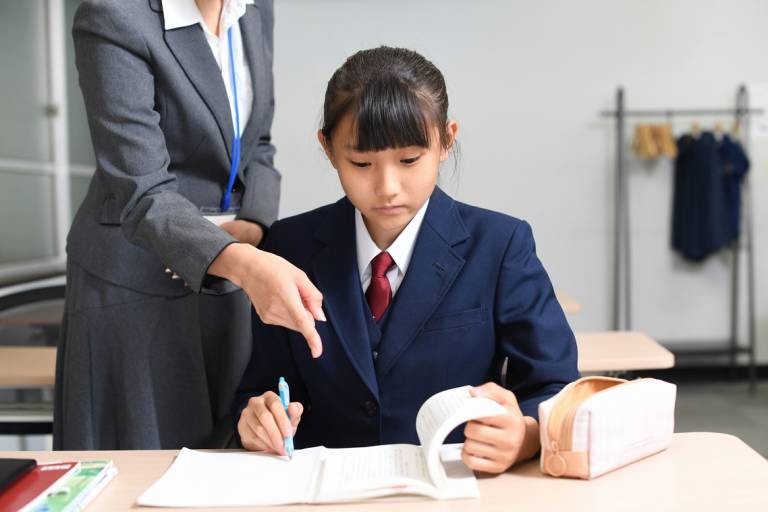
[494,221,580,420]
[73,1,236,293]
[237,0,280,229]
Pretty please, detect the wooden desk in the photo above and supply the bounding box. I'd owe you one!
[556,292,582,314]
[576,331,675,372]
[0,346,56,388]
[1,433,765,510]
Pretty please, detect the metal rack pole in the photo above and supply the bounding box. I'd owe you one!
[612,88,625,330]
[730,89,743,378]
[737,85,758,394]
[622,92,632,331]
[729,229,740,376]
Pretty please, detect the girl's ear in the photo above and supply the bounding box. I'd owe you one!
[440,120,460,161]
[318,130,335,164]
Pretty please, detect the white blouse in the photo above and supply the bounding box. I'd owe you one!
[161,0,254,134]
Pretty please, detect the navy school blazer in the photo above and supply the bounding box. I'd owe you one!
[233,187,580,449]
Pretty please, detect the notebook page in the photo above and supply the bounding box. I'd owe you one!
[137,447,324,507]
[415,386,507,487]
[315,444,434,502]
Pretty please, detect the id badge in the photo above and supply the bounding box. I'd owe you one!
[200,206,238,227]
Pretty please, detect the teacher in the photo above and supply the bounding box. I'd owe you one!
[54,0,323,450]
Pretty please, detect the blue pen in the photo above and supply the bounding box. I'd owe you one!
[278,377,294,460]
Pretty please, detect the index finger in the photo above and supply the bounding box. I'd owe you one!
[253,397,287,454]
[296,272,326,322]
[266,395,293,438]
[470,383,521,411]
[287,294,323,358]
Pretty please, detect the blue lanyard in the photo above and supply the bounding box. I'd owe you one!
[220,26,241,212]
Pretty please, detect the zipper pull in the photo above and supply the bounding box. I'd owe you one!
[545,440,567,477]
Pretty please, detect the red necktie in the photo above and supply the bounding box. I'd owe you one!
[365,251,395,321]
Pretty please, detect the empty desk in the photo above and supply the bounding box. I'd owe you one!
[576,331,675,372]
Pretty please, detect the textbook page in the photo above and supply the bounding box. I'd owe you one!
[314,444,435,502]
[314,443,479,502]
[415,386,507,487]
[137,447,324,507]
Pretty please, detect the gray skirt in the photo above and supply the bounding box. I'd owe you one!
[53,262,252,449]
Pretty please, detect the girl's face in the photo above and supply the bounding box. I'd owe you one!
[319,113,458,249]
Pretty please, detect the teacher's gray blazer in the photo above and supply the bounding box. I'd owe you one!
[68,0,280,295]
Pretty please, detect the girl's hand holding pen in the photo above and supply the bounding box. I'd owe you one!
[238,391,303,455]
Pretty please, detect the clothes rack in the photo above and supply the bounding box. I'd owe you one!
[599,85,761,392]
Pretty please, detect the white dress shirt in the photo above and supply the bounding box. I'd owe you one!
[162,0,253,133]
[356,199,430,299]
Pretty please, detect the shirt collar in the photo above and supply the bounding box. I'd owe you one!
[161,0,254,31]
[355,199,430,278]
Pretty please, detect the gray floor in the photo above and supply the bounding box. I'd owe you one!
[674,379,768,458]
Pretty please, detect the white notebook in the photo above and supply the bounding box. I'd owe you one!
[138,385,506,507]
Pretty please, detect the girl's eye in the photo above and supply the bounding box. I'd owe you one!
[401,155,421,165]
[349,160,371,168]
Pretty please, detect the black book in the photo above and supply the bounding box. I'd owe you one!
[0,458,36,494]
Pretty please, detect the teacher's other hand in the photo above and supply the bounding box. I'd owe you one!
[219,219,264,246]
[208,243,325,357]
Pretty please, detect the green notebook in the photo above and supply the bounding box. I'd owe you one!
[33,460,117,512]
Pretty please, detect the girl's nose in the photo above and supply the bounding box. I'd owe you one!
[374,166,401,199]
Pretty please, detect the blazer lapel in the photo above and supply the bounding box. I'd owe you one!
[375,188,470,380]
[163,22,235,158]
[237,5,268,173]
[312,199,379,399]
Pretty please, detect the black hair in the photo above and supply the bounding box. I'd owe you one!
[320,46,452,152]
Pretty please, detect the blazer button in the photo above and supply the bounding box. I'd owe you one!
[363,400,378,417]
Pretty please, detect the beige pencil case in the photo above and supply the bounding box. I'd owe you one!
[539,376,676,479]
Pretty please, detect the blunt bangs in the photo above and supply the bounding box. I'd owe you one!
[348,75,434,152]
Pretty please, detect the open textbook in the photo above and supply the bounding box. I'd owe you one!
[138,385,507,507]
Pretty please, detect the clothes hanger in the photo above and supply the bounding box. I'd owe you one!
[654,123,678,158]
[713,121,725,140]
[690,121,701,138]
[731,118,741,140]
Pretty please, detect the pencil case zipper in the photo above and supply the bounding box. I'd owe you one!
[544,376,643,476]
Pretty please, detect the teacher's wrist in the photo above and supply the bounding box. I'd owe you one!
[207,242,262,287]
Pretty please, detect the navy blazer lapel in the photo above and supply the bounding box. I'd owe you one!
[375,188,470,380]
[312,199,379,399]
[237,5,268,173]
[163,20,235,158]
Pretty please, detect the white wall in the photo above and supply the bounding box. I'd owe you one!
[270,0,768,362]
[1,0,766,362]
